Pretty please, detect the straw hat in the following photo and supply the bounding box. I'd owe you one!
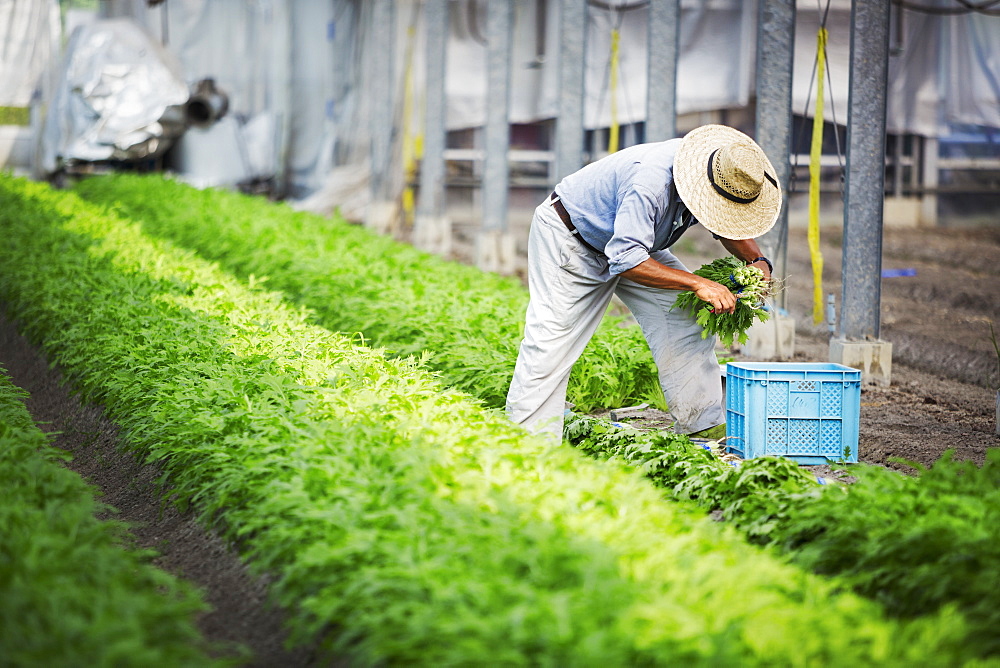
[673,124,782,240]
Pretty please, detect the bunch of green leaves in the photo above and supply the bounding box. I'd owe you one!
[0,367,221,666]
[565,413,1000,660]
[0,174,975,666]
[564,413,822,538]
[73,174,664,412]
[673,255,770,347]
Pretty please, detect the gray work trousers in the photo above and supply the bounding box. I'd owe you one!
[505,197,725,441]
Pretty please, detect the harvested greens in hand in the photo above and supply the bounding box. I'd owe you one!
[674,255,770,347]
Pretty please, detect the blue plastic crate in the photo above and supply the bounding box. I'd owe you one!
[725,362,861,465]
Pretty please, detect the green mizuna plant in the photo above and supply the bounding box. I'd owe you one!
[673,255,770,347]
[769,451,1000,659]
[565,413,825,538]
[73,174,664,412]
[0,367,221,666]
[565,414,1000,660]
[0,173,978,666]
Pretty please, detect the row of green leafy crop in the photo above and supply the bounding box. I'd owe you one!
[0,365,223,666]
[0,175,979,665]
[73,174,1000,654]
[73,173,664,412]
[566,414,1000,659]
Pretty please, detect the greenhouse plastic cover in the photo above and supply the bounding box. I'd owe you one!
[39,18,190,175]
[6,0,999,195]
[0,0,60,109]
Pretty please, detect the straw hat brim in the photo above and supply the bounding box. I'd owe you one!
[673,124,782,240]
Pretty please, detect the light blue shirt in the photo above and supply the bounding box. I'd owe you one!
[553,139,698,275]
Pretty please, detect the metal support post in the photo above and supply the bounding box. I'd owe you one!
[366,0,398,234]
[554,0,586,181]
[482,1,512,235]
[415,0,451,256]
[478,0,516,274]
[920,135,939,225]
[754,0,795,313]
[646,0,679,142]
[745,0,796,360]
[271,0,293,198]
[831,0,893,386]
[840,0,890,341]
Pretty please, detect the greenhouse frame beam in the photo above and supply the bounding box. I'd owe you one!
[483,1,513,233]
[369,0,395,202]
[417,0,448,220]
[754,0,795,310]
[646,0,679,142]
[554,0,586,181]
[841,0,891,340]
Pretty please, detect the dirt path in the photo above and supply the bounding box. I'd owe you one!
[0,307,317,667]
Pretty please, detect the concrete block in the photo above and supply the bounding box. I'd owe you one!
[413,214,452,257]
[883,196,923,228]
[745,313,796,361]
[365,200,400,236]
[475,230,518,275]
[829,338,893,386]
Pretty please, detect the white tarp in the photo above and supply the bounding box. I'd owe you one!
[39,18,190,174]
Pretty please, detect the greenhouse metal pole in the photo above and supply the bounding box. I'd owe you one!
[271,0,293,198]
[482,0,512,235]
[830,0,893,386]
[754,0,795,311]
[367,0,396,233]
[646,0,679,142]
[841,0,891,341]
[415,0,450,255]
[478,0,516,274]
[554,0,587,181]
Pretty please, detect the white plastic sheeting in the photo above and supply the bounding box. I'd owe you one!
[425,0,758,130]
[4,0,998,195]
[109,0,293,190]
[794,1,1000,137]
[925,7,1000,134]
[0,0,60,172]
[0,0,60,107]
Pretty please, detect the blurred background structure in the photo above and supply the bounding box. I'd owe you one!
[1,1,998,365]
[3,1,996,222]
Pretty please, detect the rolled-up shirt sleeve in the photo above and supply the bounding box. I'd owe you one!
[606,185,660,275]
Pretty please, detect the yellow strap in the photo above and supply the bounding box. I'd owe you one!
[608,27,621,154]
[808,27,828,326]
[401,26,418,226]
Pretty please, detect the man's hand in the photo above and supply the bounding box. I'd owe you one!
[748,258,772,281]
[693,278,737,314]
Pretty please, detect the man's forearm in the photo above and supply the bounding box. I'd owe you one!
[719,238,764,263]
[619,258,702,290]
